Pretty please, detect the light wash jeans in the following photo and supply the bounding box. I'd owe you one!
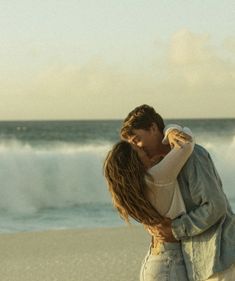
[140,242,189,281]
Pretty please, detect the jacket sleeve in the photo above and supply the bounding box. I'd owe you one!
[171,147,227,240]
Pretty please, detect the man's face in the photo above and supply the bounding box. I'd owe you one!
[128,123,163,157]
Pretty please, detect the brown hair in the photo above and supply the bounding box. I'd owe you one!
[120,104,165,140]
[103,140,163,226]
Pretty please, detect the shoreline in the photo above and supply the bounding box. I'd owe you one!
[0,225,150,281]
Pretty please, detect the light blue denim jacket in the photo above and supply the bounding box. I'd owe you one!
[171,144,235,281]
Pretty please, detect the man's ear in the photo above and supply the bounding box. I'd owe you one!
[150,123,158,133]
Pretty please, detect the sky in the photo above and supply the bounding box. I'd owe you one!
[0,0,234,120]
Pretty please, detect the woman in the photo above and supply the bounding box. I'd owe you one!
[104,125,194,281]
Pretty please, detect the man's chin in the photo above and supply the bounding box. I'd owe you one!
[146,149,161,158]
[145,150,156,158]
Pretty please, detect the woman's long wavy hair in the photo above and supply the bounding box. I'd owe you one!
[103,141,163,226]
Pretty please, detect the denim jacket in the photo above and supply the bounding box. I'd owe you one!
[171,144,235,281]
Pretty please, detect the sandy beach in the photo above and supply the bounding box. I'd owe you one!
[0,225,150,281]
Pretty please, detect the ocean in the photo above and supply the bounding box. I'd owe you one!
[0,119,234,233]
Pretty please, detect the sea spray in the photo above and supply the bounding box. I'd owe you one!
[0,119,234,233]
[0,141,112,215]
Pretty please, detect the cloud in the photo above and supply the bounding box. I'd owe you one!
[0,29,234,119]
[168,29,212,65]
[19,57,150,119]
[160,29,235,94]
[223,37,235,53]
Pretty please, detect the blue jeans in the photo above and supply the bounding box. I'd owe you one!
[140,242,189,281]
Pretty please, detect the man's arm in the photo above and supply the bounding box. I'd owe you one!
[171,146,227,240]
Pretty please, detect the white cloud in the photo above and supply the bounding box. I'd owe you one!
[223,37,235,53]
[168,29,212,65]
[0,29,234,119]
[161,29,235,93]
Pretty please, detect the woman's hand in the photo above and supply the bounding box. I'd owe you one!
[144,218,178,242]
[168,129,192,149]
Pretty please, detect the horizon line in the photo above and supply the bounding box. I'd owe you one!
[0,117,234,122]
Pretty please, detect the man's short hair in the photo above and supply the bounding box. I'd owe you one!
[120,104,165,139]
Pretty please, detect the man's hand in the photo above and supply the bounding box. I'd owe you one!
[145,218,178,242]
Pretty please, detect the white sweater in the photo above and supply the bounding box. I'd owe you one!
[145,125,195,219]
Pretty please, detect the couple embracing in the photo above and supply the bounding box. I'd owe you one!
[104,105,235,281]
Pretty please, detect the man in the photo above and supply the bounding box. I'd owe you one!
[120,104,235,281]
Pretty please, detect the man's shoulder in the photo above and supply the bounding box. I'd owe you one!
[193,143,210,158]
[180,143,214,179]
[185,144,211,168]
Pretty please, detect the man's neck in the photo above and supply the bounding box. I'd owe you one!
[160,143,171,156]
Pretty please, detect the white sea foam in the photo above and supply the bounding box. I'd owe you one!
[0,140,113,214]
[201,135,235,200]
[0,136,234,216]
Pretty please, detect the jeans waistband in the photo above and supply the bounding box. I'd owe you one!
[157,242,181,251]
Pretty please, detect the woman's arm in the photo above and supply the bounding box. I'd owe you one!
[148,126,195,184]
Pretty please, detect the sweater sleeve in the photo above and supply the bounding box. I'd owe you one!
[148,126,195,184]
[162,124,193,144]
